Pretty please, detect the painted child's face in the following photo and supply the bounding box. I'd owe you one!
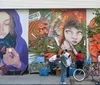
[0,12,11,39]
[64,27,83,45]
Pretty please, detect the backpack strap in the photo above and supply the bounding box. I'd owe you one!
[66,55,70,60]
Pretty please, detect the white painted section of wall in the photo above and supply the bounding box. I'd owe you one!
[86,9,96,60]
[0,0,100,8]
[16,10,29,45]
[87,9,96,25]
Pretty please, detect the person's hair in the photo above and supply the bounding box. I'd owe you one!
[64,49,68,52]
[8,13,16,36]
[61,50,65,54]
[64,19,82,30]
[57,54,60,58]
[78,50,81,53]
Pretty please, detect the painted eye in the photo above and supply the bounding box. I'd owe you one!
[4,19,10,25]
[66,30,72,34]
[77,31,82,35]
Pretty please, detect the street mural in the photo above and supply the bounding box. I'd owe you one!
[28,9,86,73]
[0,9,100,75]
[0,10,28,74]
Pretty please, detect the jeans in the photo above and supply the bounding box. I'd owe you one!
[76,60,84,69]
[49,62,56,75]
[60,68,67,83]
[67,66,70,77]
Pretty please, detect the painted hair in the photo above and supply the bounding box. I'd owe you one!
[7,12,16,36]
[60,19,83,44]
[64,19,82,30]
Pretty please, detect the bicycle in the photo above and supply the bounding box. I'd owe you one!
[73,62,99,82]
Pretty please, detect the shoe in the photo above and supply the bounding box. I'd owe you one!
[62,82,66,84]
[95,82,100,85]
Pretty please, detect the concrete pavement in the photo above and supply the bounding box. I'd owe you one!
[0,74,96,85]
[0,74,70,84]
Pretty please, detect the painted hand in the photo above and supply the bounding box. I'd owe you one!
[69,42,78,55]
[3,48,21,68]
[69,42,74,49]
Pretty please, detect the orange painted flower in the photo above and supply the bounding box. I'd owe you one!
[89,18,95,28]
[88,18,100,62]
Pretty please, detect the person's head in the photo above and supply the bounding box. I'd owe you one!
[64,49,68,52]
[61,50,65,55]
[57,54,60,58]
[63,19,83,45]
[78,50,81,53]
[0,11,15,39]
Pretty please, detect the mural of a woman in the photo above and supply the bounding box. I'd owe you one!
[58,9,86,62]
[61,20,83,51]
[60,19,84,61]
[0,10,28,71]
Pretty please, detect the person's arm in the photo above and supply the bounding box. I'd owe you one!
[62,61,67,68]
[61,56,67,68]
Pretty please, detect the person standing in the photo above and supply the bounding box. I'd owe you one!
[49,54,57,75]
[64,49,72,78]
[75,51,84,69]
[60,50,67,84]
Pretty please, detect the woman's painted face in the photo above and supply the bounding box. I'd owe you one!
[0,12,11,39]
[64,27,83,45]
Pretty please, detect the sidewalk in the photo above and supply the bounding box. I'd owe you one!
[0,74,95,85]
[0,74,70,84]
[70,76,95,85]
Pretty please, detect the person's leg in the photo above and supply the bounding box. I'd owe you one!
[63,68,67,84]
[78,61,83,69]
[52,62,56,75]
[49,62,54,75]
[61,69,64,83]
[75,61,78,69]
[80,61,83,69]
[67,66,69,77]
[81,61,84,69]
[60,68,66,83]
[76,61,80,69]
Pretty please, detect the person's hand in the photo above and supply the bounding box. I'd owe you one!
[3,48,21,68]
[67,40,74,49]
